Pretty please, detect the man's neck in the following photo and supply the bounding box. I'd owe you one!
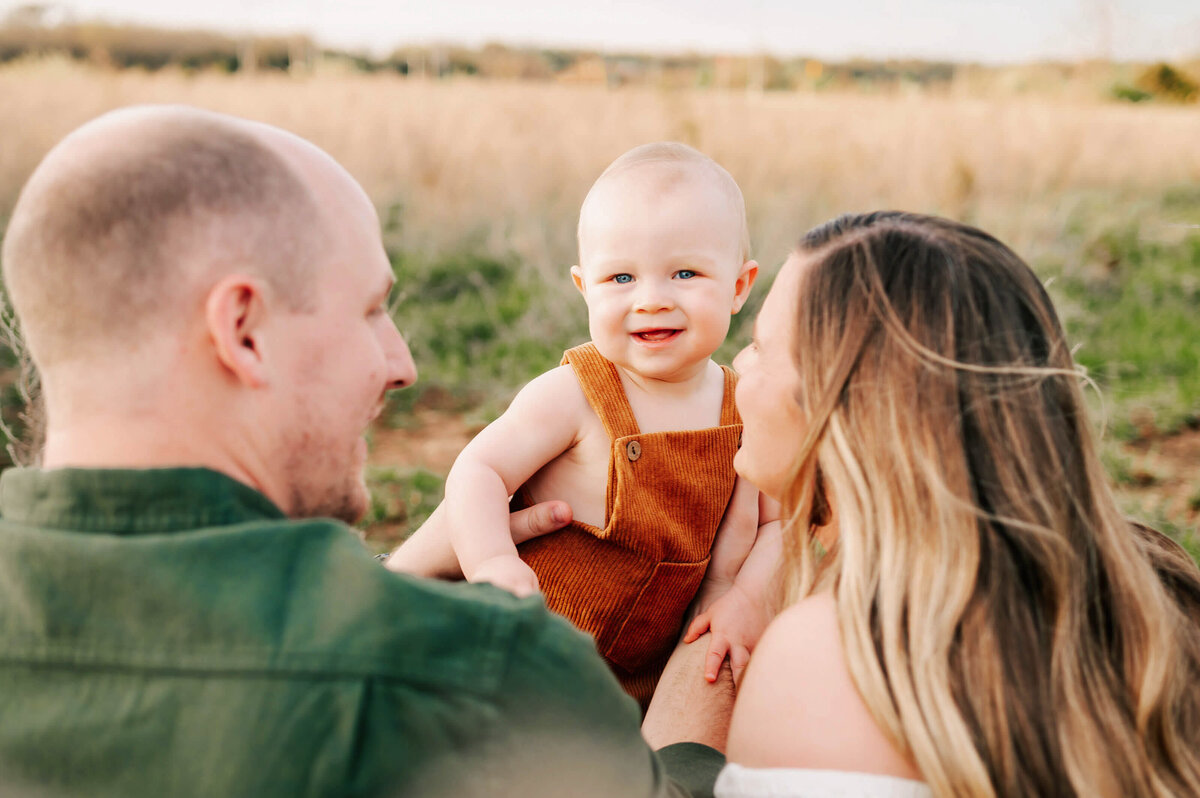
[40,417,265,500]
[37,360,290,514]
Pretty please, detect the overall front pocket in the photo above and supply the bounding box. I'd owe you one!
[603,558,709,672]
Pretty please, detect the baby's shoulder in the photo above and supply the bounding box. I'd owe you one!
[507,364,591,424]
[519,363,586,401]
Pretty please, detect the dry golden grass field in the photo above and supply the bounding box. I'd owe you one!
[1,58,1198,549]
[4,58,1200,263]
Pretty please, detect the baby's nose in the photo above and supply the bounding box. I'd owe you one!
[633,280,674,311]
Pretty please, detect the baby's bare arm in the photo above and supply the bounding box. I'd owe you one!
[687,491,783,683]
[726,493,783,604]
[385,500,572,579]
[702,477,762,591]
[445,366,588,588]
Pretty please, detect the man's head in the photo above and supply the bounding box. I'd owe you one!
[2,106,322,366]
[2,106,416,522]
[572,142,757,382]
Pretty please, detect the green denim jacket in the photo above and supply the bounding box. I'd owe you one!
[0,467,722,797]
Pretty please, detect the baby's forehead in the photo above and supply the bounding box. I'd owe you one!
[594,160,732,201]
[578,161,749,264]
[581,163,743,235]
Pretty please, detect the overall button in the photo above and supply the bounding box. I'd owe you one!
[626,440,642,461]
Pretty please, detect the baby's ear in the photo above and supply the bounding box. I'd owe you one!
[731,260,759,314]
[570,265,586,296]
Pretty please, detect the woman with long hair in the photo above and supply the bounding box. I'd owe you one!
[718,212,1200,797]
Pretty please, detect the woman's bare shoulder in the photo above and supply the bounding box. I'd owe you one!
[726,592,921,781]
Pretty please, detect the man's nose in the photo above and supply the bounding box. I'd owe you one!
[384,323,418,390]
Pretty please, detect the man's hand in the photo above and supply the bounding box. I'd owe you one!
[683,583,771,686]
[643,633,736,753]
[507,500,572,546]
[469,553,541,597]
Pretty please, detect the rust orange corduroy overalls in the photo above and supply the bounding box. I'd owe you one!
[515,342,742,710]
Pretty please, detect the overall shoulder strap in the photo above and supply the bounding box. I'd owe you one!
[562,343,641,440]
[719,365,741,426]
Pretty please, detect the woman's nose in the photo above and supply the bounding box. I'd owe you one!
[732,346,749,374]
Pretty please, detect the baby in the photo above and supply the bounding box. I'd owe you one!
[416,143,780,708]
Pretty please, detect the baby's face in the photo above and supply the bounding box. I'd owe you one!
[573,166,755,383]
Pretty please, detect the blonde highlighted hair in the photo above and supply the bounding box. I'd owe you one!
[781,212,1200,796]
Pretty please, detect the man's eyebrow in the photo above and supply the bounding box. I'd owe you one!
[370,276,395,312]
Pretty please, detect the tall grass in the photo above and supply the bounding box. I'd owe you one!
[4,58,1200,263]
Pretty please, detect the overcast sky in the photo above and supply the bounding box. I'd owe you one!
[5,0,1199,63]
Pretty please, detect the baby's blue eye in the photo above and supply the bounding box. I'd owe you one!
[613,274,633,284]
[676,269,696,280]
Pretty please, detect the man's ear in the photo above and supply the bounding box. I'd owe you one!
[570,265,586,297]
[205,275,270,389]
[731,259,759,314]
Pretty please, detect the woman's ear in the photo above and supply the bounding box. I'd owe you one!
[732,260,759,314]
[810,466,839,553]
[205,275,270,389]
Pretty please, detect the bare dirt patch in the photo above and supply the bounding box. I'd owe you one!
[368,410,479,474]
[1116,426,1200,531]
[361,411,478,549]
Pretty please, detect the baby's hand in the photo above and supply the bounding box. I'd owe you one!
[684,584,771,686]
[469,555,540,598]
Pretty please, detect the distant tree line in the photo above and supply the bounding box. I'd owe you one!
[0,15,963,90]
[1112,63,1199,103]
[0,15,310,73]
[1,4,1197,100]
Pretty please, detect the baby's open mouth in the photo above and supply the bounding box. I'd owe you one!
[632,329,681,343]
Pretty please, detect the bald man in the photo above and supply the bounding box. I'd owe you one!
[0,107,730,797]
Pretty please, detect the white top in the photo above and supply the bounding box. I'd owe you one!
[715,764,933,798]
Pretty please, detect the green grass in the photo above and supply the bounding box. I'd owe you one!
[360,466,445,552]
[383,247,589,421]
[1118,497,1200,563]
[1045,199,1200,440]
